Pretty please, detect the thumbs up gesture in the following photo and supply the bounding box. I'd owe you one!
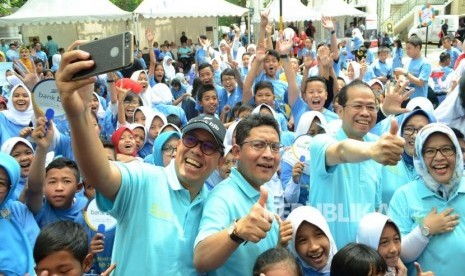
[414,262,435,276]
[235,186,274,243]
[370,118,405,165]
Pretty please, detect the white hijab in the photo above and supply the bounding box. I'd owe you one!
[356,212,400,251]
[294,111,328,137]
[1,137,35,155]
[130,70,151,107]
[144,111,168,145]
[150,83,173,106]
[287,206,337,274]
[2,84,34,126]
[92,92,106,119]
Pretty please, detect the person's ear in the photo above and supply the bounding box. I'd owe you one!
[82,253,93,273]
[232,144,241,160]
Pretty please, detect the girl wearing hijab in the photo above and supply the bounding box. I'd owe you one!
[163,56,176,83]
[286,206,337,276]
[130,70,151,107]
[281,111,328,208]
[128,123,147,156]
[389,123,465,275]
[0,152,39,275]
[344,61,361,84]
[111,126,137,162]
[357,212,407,276]
[138,111,167,158]
[0,84,34,146]
[144,131,181,167]
[1,137,34,201]
[381,109,436,206]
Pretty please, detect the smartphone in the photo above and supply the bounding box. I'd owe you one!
[72,32,134,80]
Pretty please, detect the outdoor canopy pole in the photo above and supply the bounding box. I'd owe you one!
[279,0,283,31]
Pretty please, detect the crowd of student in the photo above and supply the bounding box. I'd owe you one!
[1,11,465,276]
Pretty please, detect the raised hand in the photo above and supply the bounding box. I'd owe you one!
[370,118,405,166]
[14,58,40,91]
[423,207,459,236]
[90,233,105,254]
[277,215,292,248]
[321,16,335,31]
[101,263,117,276]
[292,161,304,183]
[277,37,293,56]
[235,186,274,243]
[145,29,155,46]
[31,116,54,150]
[382,80,413,115]
[255,42,267,63]
[414,262,435,276]
[55,40,97,117]
[260,10,270,29]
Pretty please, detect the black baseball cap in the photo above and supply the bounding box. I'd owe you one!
[182,114,226,149]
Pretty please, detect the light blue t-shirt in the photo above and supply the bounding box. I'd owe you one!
[388,177,465,276]
[406,57,432,98]
[0,113,29,146]
[255,71,289,114]
[96,160,206,276]
[380,159,417,210]
[35,196,88,228]
[310,128,382,249]
[446,47,461,69]
[195,168,279,276]
[372,60,392,79]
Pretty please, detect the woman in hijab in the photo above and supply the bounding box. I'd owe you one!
[286,206,337,276]
[143,131,181,167]
[0,84,34,146]
[389,123,465,275]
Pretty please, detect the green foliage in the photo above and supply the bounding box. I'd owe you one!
[218,0,247,31]
[109,0,144,11]
[0,0,27,16]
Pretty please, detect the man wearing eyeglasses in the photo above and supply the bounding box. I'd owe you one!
[309,79,406,250]
[194,113,286,276]
[55,45,226,275]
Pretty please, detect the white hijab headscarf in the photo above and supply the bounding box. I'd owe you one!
[414,123,464,199]
[163,56,176,82]
[346,61,361,83]
[1,137,35,155]
[2,84,34,126]
[357,212,400,251]
[287,206,337,274]
[92,92,106,119]
[130,70,151,107]
[144,111,168,145]
[294,111,328,137]
[150,83,173,106]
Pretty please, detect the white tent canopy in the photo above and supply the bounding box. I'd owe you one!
[312,0,367,18]
[266,0,319,23]
[134,0,248,18]
[0,0,132,27]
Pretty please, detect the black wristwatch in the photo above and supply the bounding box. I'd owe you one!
[228,219,245,244]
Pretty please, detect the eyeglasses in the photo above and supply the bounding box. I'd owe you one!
[422,145,456,158]
[162,146,177,156]
[239,140,283,153]
[343,103,379,113]
[222,76,236,83]
[123,100,140,106]
[403,126,423,136]
[182,134,221,156]
[0,183,10,192]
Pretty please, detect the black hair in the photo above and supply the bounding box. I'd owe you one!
[166,114,183,129]
[191,77,202,99]
[407,35,422,49]
[316,42,327,51]
[199,35,207,40]
[459,75,465,111]
[337,79,377,106]
[439,51,451,63]
[266,49,280,62]
[154,63,167,83]
[451,128,464,140]
[100,138,116,160]
[34,221,89,264]
[220,68,236,81]
[235,113,280,145]
[242,52,251,59]
[254,81,274,96]
[303,76,328,94]
[443,35,454,43]
[363,41,372,48]
[237,103,254,116]
[171,78,181,88]
[330,243,387,276]
[394,38,403,49]
[198,63,214,75]
[377,46,390,54]
[45,157,80,183]
[33,58,44,66]
[196,84,217,102]
[253,247,303,276]
[123,92,143,106]
[47,35,52,41]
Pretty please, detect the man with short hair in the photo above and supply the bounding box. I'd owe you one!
[45,35,59,66]
[55,45,226,275]
[194,113,283,276]
[34,42,49,69]
[309,80,406,249]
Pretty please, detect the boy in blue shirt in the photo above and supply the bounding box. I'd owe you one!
[0,152,39,275]
[371,46,393,84]
[442,35,461,68]
[26,117,87,228]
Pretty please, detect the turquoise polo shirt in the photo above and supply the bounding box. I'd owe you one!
[380,159,417,210]
[96,160,207,276]
[309,128,383,249]
[195,168,279,276]
[389,177,465,276]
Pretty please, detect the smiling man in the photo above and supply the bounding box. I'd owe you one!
[194,113,282,276]
[309,80,406,249]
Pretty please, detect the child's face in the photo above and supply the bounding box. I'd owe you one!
[238,110,251,120]
[199,90,219,115]
[199,67,214,85]
[218,152,236,179]
[149,117,165,140]
[12,86,31,112]
[138,72,148,90]
[242,54,250,67]
[308,118,325,137]
[134,110,146,125]
[90,95,99,114]
[295,221,330,270]
[212,60,220,70]
[162,137,179,167]
[0,102,6,111]
[104,147,116,161]
[337,79,346,90]
[132,127,146,151]
[155,65,165,83]
[44,167,80,209]
[35,250,92,276]
[0,167,10,204]
[45,71,54,79]
[11,142,34,178]
[378,52,388,62]
[347,64,355,79]
[118,130,137,156]
[305,39,313,48]
[254,88,275,107]
[377,223,401,267]
[221,75,237,93]
[83,181,95,200]
[258,261,299,276]
[123,97,140,120]
[263,55,279,77]
[304,81,327,112]
[36,62,44,73]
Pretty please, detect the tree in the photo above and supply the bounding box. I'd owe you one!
[109,0,144,11]
[0,0,27,16]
